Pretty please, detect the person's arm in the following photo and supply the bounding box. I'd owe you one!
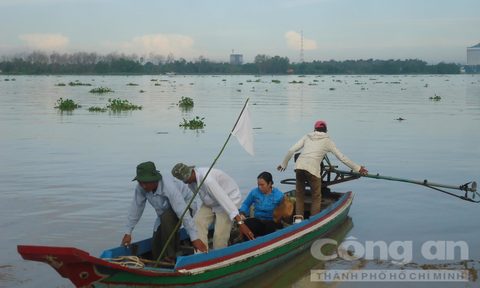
[121,186,147,246]
[277,136,305,171]
[204,176,240,220]
[203,176,255,240]
[328,140,364,173]
[239,189,255,217]
[233,214,255,240]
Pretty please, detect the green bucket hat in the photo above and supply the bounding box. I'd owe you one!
[132,161,162,182]
[171,163,195,182]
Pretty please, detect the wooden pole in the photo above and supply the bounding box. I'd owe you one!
[155,98,250,266]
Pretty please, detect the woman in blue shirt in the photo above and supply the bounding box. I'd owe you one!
[239,171,284,238]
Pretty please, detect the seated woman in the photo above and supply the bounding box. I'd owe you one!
[239,171,285,238]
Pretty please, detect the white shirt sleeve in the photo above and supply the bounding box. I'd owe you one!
[281,136,306,168]
[125,185,147,235]
[203,175,239,220]
[328,140,361,172]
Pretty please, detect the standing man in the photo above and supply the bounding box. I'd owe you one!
[121,161,207,262]
[277,120,368,220]
[171,163,255,250]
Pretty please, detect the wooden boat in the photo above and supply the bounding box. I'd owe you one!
[17,166,359,287]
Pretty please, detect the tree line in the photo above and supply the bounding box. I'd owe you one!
[0,51,460,75]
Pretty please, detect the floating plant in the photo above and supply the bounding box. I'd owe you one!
[106,98,142,111]
[178,97,194,109]
[88,106,108,112]
[69,81,92,86]
[90,87,114,94]
[54,98,81,111]
[179,116,206,130]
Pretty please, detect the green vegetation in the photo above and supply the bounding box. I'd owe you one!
[0,51,462,75]
[89,87,114,94]
[69,81,92,86]
[179,116,205,130]
[55,83,66,86]
[429,95,442,101]
[178,97,194,109]
[54,98,81,111]
[289,80,304,84]
[126,83,139,86]
[88,106,108,112]
[106,98,142,111]
[272,79,281,83]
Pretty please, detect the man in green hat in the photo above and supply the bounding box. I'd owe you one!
[121,161,207,262]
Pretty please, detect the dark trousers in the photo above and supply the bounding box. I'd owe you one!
[152,207,180,260]
[295,169,322,217]
[244,218,281,240]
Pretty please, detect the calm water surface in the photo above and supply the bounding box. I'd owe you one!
[1,74,479,287]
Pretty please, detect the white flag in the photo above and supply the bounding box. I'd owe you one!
[232,103,254,156]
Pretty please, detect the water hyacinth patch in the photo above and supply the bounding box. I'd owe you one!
[88,106,108,112]
[179,116,205,130]
[54,98,81,111]
[106,98,142,111]
[55,83,66,86]
[69,81,92,86]
[89,87,114,94]
[178,97,194,109]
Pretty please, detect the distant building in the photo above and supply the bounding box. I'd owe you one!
[467,43,480,65]
[230,54,243,65]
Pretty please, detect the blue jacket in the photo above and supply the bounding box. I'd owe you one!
[239,187,284,221]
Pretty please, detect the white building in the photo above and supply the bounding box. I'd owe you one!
[467,43,480,65]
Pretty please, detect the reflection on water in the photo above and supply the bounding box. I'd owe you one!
[1,75,480,287]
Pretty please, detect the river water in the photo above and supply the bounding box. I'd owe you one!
[1,74,479,287]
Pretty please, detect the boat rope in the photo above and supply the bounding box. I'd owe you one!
[106,256,145,269]
[155,98,251,267]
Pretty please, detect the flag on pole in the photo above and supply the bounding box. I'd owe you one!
[232,103,254,156]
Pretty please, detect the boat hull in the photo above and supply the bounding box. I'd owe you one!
[18,192,353,287]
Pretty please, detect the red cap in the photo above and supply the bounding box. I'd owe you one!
[314,120,327,129]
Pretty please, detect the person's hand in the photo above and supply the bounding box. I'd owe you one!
[191,239,208,253]
[359,166,368,175]
[121,234,132,247]
[277,165,285,172]
[239,223,255,240]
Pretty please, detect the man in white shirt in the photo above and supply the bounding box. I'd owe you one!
[172,163,254,250]
[277,120,368,219]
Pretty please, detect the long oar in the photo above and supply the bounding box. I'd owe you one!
[333,169,479,203]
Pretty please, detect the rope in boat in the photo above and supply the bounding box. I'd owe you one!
[106,256,145,269]
[107,256,176,269]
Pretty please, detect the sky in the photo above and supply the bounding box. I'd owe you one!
[0,0,479,64]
